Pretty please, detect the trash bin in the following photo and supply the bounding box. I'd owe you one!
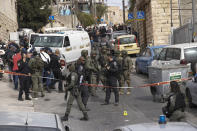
[148,64,189,102]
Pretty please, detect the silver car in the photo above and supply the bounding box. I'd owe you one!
[186,79,197,107]
[0,111,69,131]
[113,122,197,131]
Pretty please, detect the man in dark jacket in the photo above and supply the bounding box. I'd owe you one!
[50,49,63,92]
[18,50,31,101]
[102,53,119,106]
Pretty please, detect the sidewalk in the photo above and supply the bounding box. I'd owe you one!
[0,75,34,112]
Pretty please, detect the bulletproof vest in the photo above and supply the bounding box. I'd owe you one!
[174,93,186,111]
[31,56,44,72]
[122,56,130,70]
[99,54,108,67]
[115,56,123,72]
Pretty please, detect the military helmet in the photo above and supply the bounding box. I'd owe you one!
[68,64,75,72]
[91,50,97,55]
[121,50,128,56]
[81,50,86,57]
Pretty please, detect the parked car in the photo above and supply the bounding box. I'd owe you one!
[136,45,167,74]
[0,111,69,131]
[114,34,140,55]
[113,122,197,131]
[151,43,197,76]
[185,79,197,107]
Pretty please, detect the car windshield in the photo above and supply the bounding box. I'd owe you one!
[184,47,197,62]
[153,48,163,55]
[30,34,38,45]
[34,36,63,47]
[119,36,136,44]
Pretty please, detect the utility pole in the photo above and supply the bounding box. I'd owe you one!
[122,0,126,24]
[51,0,53,28]
[192,0,196,42]
[71,0,74,28]
[170,0,173,27]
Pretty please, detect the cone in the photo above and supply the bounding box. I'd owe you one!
[123,111,128,116]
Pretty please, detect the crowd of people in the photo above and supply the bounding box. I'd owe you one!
[2,38,63,101]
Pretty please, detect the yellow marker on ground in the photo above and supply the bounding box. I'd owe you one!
[123,111,128,116]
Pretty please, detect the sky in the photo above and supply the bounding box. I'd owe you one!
[106,0,129,9]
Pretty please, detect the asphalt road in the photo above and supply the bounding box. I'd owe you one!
[34,71,164,131]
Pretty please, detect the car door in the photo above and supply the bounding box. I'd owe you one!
[138,48,153,73]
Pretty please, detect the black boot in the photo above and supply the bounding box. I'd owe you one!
[18,96,24,101]
[80,112,88,121]
[25,95,32,100]
[61,114,68,121]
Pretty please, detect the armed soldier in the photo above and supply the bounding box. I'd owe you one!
[85,50,100,96]
[61,64,88,121]
[114,50,123,90]
[28,51,45,98]
[120,50,133,95]
[77,50,90,111]
[162,81,186,121]
[98,46,108,88]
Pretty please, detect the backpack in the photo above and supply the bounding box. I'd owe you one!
[174,93,186,111]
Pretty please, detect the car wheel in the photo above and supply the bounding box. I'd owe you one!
[186,88,194,108]
[135,63,141,74]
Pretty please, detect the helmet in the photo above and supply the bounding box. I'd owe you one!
[81,50,86,57]
[68,64,75,72]
[91,50,97,56]
[121,50,128,56]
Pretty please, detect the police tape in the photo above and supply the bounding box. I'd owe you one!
[0,69,193,89]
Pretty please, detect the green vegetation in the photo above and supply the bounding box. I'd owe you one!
[76,12,95,28]
[17,0,52,32]
[96,4,107,23]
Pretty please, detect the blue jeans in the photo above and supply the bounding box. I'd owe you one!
[13,71,18,89]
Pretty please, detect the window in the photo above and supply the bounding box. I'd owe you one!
[119,36,136,44]
[173,48,181,60]
[166,48,174,60]
[64,36,70,47]
[34,36,64,47]
[144,49,151,57]
[158,48,167,60]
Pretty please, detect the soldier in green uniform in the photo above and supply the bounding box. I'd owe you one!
[114,50,123,91]
[61,64,88,121]
[162,81,186,121]
[28,51,45,98]
[120,50,133,95]
[98,46,108,88]
[85,50,100,96]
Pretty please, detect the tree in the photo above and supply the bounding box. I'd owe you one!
[17,0,52,32]
[76,12,95,28]
[96,4,107,23]
[128,0,136,13]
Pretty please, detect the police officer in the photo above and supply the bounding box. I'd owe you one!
[85,50,100,96]
[76,54,90,111]
[61,64,89,121]
[162,81,186,121]
[102,53,119,106]
[98,46,108,88]
[120,50,133,95]
[28,51,45,98]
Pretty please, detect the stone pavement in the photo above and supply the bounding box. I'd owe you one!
[0,75,34,112]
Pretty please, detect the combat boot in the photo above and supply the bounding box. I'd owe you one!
[61,114,68,121]
[80,112,88,121]
[25,95,32,100]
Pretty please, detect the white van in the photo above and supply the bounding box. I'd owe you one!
[32,30,91,66]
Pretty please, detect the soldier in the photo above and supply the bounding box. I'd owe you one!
[120,50,133,95]
[162,81,186,121]
[102,53,119,106]
[114,50,123,90]
[85,50,100,96]
[28,51,45,98]
[77,51,90,111]
[98,46,108,88]
[61,64,89,121]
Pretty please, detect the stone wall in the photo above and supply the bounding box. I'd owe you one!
[0,0,18,42]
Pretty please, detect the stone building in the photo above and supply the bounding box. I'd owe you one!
[0,0,18,42]
[130,0,180,48]
[104,6,128,25]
